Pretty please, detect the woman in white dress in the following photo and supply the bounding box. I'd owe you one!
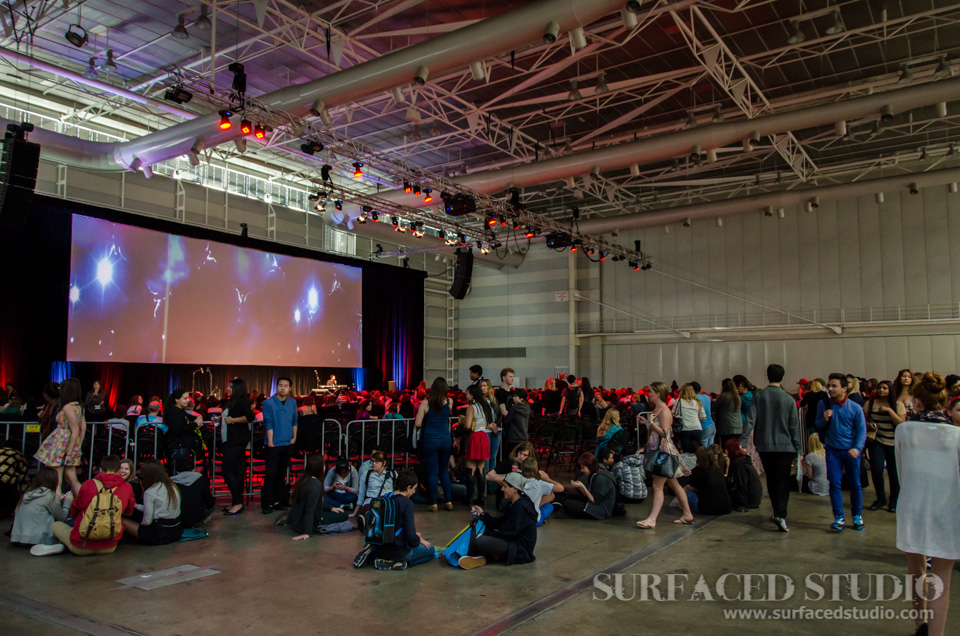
[895,372,959,636]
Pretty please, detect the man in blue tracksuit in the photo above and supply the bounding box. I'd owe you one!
[261,377,298,514]
[816,372,867,531]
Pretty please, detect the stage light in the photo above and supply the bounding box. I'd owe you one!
[600,251,607,261]
[315,201,326,212]
[96,259,114,287]
[459,233,467,246]
[301,141,323,155]
[254,123,266,139]
[353,162,363,178]
[171,15,189,40]
[525,226,535,239]
[499,215,507,226]
[423,189,433,203]
[486,212,497,227]
[335,200,343,211]
[321,165,332,181]
[404,181,412,193]
[240,119,252,135]
[371,211,379,222]
[64,23,88,48]
[513,220,521,231]
[391,216,400,227]
[307,286,319,313]
[294,308,301,323]
[194,5,211,30]
[228,61,246,95]
[413,184,422,196]
[438,229,446,239]
[218,110,233,130]
[164,86,192,104]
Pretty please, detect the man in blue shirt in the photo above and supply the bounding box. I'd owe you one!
[691,382,716,448]
[816,372,867,531]
[261,377,298,514]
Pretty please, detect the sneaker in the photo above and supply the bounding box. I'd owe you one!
[853,515,865,531]
[444,502,454,511]
[774,517,789,533]
[30,543,65,556]
[868,501,885,511]
[352,544,375,569]
[274,512,289,527]
[374,559,408,571]
[458,555,487,570]
[272,502,288,512]
[261,507,274,515]
[831,515,846,531]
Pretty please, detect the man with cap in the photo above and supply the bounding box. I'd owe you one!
[459,472,538,569]
[793,378,810,401]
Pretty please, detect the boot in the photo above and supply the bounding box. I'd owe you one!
[474,469,486,506]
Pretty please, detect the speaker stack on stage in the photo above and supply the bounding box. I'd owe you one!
[0,123,41,231]
[449,247,473,300]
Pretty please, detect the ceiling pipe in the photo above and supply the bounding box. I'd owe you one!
[363,77,960,213]
[0,0,626,171]
[577,167,960,234]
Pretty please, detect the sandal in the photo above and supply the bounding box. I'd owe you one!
[673,517,694,525]
[636,520,656,529]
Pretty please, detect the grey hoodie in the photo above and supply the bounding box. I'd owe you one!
[11,487,71,545]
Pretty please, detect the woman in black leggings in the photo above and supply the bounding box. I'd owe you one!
[221,378,254,515]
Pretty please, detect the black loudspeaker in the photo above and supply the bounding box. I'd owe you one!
[449,248,474,300]
[0,138,41,230]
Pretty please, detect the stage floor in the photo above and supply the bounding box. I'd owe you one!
[0,480,955,636]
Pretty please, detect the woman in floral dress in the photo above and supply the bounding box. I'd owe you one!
[35,378,86,497]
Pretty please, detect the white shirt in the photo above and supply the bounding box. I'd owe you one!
[677,399,704,432]
[895,420,960,559]
[522,478,555,522]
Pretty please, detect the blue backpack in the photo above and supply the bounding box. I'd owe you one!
[364,493,401,545]
[443,519,485,567]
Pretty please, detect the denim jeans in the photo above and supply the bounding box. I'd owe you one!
[826,447,862,517]
[700,426,716,448]
[678,430,702,454]
[402,543,436,567]
[866,438,899,507]
[485,430,502,473]
[326,489,358,508]
[421,434,452,504]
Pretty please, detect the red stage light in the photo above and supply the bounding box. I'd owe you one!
[240,119,252,135]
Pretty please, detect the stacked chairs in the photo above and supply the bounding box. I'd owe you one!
[549,424,580,471]
[531,420,558,463]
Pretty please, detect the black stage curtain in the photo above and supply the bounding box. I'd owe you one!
[0,195,425,406]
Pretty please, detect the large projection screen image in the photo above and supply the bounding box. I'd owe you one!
[66,215,363,366]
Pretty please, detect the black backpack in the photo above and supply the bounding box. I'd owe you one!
[363,492,400,545]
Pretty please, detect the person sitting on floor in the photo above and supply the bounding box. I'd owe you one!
[611,451,647,504]
[519,457,563,526]
[354,451,395,525]
[676,445,732,515]
[561,452,618,520]
[121,460,182,546]
[31,455,135,556]
[353,470,436,571]
[801,433,828,496]
[324,459,360,510]
[11,466,72,548]
[595,409,624,455]
[459,471,538,569]
[725,440,763,512]
[280,454,348,540]
[171,456,215,528]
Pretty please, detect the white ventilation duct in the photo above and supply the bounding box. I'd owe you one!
[368,77,960,212]
[0,0,627,171]
[577,167,960,233]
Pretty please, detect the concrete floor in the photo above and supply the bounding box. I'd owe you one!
[0,483,955,636]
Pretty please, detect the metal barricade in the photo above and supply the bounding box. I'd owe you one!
[86,420,132,479]
[1,420,42,462]
[344,418,415,471]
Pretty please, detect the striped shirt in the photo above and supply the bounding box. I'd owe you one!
[867,400,904,446]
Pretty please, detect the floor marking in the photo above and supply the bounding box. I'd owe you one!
[0,591,145,636]
[114,564,220,590]
[470,517,722,636]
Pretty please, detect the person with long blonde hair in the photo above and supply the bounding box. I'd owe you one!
[595,409,623,455]
[801,433,828,496]
[636,381,693,529]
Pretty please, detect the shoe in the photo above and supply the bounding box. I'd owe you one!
[444,502,454,511]
[374,559,408,571]
[887,504,897,513]
[458,556,487,570]
[868,501,885,511]
[427,504,438,512]
[274,512,289,526]
[353,544,375,569]
[831,515,845,531]
[223,504,244,516]
[356,515,366,533]
[261,507,274,515]
[913,622,929,636]
[773,517,789,532]
[272,502,288,512]
[853,515,865,531]
[30,543,65,556]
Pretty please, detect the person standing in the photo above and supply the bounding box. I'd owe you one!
[713,378,742,448]
[34,378,86,497]
[221,378,254,516]
[84,380,107,422]
[864,380,905,513]
[261,377,298,514]
[739,364,801,532]
[691,382,716,448]
[414,377,454,512]
[163,388,199,473]
[468,365,483,387]
[816,372,867,532]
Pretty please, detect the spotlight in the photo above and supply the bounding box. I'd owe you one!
[64,23,88,47]
[570,27,587,51]
[512,220,520,231]
[321,165,332,181]
[335,200,343,210]
[599,251,607,261]
[567,79,582,101]
[438,229,446,240]
[835,120,847,138]
[875,192,885,204]
[404,182,412,193]
[300,141,323,155]
[172,15,190,39]
[570,240,579,252]
[764,206,773,217]
[748,130,760,147]
[81,57,99,80]
[371,211,379,222]
[359,206,371,223]
[787,21,804,45]
[164,86,193,104]
[413,184,422,196]
[935,102,948,118]
[630,260,640,271]
[315,201,326,212]
[543,20,560,44]
[218,110,232,130]
[499,215,507,226]
[683,218,691,227]
[423,189,433,203]
[948,183,959,194]
[595,71,610,95]
[194,5,212,30]
[811,196,820,209]
[908,183,919,195]
[459,233,467,246]
[391,216,400,227]
[470,61,486,81]
[690,144,702,161]
[525,227,535,239]
[621,7,638,29]
[777,208,785,219]
[825,10,845,35]
[254,123,266,139]
[226,61,246,94]
[240,119,252,135]
[486,213,497,227]
[310,99,332,126]
[353,162,363,178]
[804,201,813,213]
[101,50,119,74]
[880,105,893,121]
[414,64,429,85]
[625,0,642,13]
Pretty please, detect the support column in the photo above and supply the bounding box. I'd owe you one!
[568,250,577,375]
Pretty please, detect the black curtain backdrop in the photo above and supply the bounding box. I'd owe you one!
[0,195,424,408]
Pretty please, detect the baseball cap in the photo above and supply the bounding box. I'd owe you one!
[502,472,525,491]
[798,378,810,385]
